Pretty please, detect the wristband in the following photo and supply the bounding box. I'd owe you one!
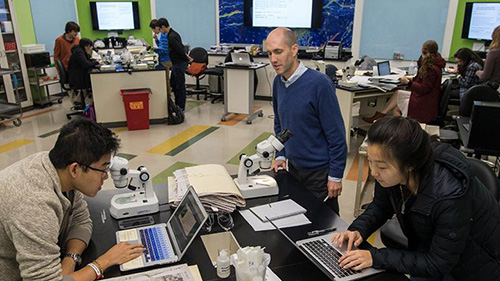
[88,262,102,279]
[93,260,104,277]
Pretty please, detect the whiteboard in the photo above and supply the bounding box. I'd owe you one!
[360,0,450,60]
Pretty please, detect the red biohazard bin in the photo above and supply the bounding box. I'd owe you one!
[120,88,151,130]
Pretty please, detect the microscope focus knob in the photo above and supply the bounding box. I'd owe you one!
[262,151,269,158]
[120,168,127,175]
[140,172,150,182]
[244,159,253,168]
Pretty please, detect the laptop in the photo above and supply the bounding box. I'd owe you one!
[227,52,253,66]
[116,186,208,271]
[377,61,391,76]
[375,61,402,84]
[268,219,384,281]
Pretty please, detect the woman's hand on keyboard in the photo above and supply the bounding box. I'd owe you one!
[331,230,363,251]
[338,249,373,271]
[97,242,145,270]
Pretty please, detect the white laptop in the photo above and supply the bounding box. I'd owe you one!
[116,187,208,271]
[228,52,252,66]
[269,219,384,281]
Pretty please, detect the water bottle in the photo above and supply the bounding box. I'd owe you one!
[217,249,230,278]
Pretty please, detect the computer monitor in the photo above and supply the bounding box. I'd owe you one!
[377,61,391,76]
[468,101,500,154]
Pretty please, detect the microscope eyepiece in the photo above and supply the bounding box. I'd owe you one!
[276,129,292,144]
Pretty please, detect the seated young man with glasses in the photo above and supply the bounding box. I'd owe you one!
[0,118,145,281]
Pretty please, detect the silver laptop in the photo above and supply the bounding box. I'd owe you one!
[116,187,208,271]
[269,219,384,281]
[229,52,252,66]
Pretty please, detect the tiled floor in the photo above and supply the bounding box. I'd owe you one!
[0,96,382,245]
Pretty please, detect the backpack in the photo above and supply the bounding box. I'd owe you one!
[167,98,184,125]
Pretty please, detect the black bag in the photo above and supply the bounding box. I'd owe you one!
[167,98,184,125]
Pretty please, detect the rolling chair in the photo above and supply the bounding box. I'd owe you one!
[186,47,211,100]
[379,157,500,250]
[447,79,461,106]
[459,83,500,117]
[325,64,338,84]
[56,59,85,119]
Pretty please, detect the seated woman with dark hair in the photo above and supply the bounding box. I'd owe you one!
[363,40,446,124]
[68,38,100,91]
[452,48,483,99]
[332,116,500,281]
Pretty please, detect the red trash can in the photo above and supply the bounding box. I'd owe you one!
[120,88,151,130]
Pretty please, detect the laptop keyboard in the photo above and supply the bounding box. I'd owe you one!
[139,226,173,262]
[301,239,357,278]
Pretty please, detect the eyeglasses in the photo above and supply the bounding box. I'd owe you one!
[78,163,110,175]
[203,212,234,232]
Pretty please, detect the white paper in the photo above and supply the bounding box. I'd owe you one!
[265,267,282,281]
[239,210,311,231]
[105,263,195,281]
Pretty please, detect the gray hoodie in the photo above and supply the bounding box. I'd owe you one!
[0,152,92,281]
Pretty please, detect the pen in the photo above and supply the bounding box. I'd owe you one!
[307,227,337,237]
[323,195,329,202]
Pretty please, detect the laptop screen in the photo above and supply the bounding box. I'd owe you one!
[169,189,207,255]
[377,61,391,76]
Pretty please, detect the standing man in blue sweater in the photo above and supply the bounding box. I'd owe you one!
[156,18,189,111]
[267,28,347,214]
[154,18,171,95]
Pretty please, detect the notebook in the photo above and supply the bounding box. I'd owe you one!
[116,186,208,271]
[268,219,384,281]
[250,199,306,222]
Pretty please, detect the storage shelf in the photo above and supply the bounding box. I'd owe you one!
[5,50,17,53]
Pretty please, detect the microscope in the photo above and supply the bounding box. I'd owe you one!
[109,156,160,219]
[235,129,292,199]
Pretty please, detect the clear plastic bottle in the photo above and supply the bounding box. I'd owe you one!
[217,249,230,278]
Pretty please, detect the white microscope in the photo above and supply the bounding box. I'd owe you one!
[235,129,292,199]
[109,156,159,219]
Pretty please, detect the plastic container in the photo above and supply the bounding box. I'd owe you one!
[217,249,231,278]
[120,88,151,130]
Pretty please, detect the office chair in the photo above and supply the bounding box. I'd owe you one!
[186,47,211,100]
[379,157,500,250]
[447,79,461,106]
[325,64,338,83]
[459,84,500,117]
[55,59,84,119]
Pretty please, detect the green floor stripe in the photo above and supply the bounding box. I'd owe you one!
[166,126,219,156]
[116,153,137,161]
[227,132,274,165]
[185,100,206,111]
[38,129,60,138]
[152,161,197,184]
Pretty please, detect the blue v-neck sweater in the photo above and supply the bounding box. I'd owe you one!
[273,68,347,178]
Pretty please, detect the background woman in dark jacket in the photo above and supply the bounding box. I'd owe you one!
[68,38,99,90]
[332,117,500,281]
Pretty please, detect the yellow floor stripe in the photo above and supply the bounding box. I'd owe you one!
[111,127,128,134]
[147,125,211,154]
[0,139,34,154]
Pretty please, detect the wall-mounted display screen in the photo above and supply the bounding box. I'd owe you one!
[90,1,140,31]
[462,2,500,40]
[244,0,322,29]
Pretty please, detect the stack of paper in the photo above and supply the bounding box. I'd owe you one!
[240,199,311,232]
[168,164,246,213]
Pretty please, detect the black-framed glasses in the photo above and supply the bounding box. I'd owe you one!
[78,163,110,175]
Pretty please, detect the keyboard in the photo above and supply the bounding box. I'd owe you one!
[139,226,173,262]
[301,239,357,278]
